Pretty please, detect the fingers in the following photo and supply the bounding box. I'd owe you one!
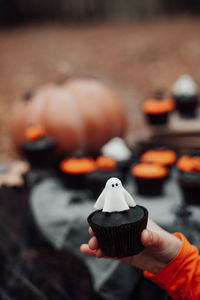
[81,229,103,258]
[147,219,168,235]
[80,233,101,257]
[96,248,104,258]
[141,228,181,264]
[81,228,103,258]
[141,229,163,249]
[80,244,103,258]
[88,236,99,250]
[80,244,97,256]
[89,227,95,236]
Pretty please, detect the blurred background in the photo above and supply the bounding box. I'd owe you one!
[0,0,200,162]
[0,2,200,300]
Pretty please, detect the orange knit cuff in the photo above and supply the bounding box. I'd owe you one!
[144,233,200,299]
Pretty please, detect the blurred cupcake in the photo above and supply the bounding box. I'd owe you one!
[59,156,96,189]
[176,154,200,205]
[88,177,148,258]
[172,74,199,118]
[130,163,169,196]
[101,137,134,179]
[142,95,174,125]
[22,125,56,168]
[87,155,123,198]
[140,148,177,169]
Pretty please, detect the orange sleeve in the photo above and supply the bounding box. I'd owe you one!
[144,233,200,300]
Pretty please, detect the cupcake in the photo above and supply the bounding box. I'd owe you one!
[22,125,56,168]
[86,155,123,198]
[87,177,148,258]
[172,75,199,118]
[130,163,169,196]
[59,156,96,189]
[142,96,175,125]
[140,148,177,169]
[101,137,134,179]
[176,154,200,205]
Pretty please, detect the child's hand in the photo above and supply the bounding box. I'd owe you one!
[80,219,181,274]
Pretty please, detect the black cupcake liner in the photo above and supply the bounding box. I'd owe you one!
[180,185,200,205]
[22,138,56,168]
[88,206,148,258]
[145,112,169,125]
[59,171,88,189]
[178,175,200,206]
[174,95,198,118]
[134,176,167,197]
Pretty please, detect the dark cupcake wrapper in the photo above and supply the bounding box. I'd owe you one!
[174,95,198,118]
[178,175,200,205]
[145,112,169,125]
[87,205,148,258]
[59,170,89,189]
[22,138,56,168]
[134,176,168,197]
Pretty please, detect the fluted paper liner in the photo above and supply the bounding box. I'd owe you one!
[88,205,148,258]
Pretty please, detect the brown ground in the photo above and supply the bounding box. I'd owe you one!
[0,16,200,163]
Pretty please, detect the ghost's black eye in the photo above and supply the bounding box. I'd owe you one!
[116,183,118,186]
[112,184,114,187]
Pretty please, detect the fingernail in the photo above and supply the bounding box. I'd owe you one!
[143,229,150,240]
[144,229,154,246]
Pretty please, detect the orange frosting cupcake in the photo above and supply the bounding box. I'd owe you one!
[141,149,177,167]
[176,155,200,173]
[142,98,175,114]
[131,163,168,179]
[25,125,46,141]
[60,157,96,174]
[96,156,116,171]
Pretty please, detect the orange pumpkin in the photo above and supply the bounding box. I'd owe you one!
[10,78,127,158]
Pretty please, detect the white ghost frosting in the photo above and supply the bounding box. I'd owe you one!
[101,137,132,161]
[94,177,136,213]
[172,74,198,96]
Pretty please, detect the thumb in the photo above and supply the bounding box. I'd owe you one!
[141,229,181,264]
[142,229,165,250]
